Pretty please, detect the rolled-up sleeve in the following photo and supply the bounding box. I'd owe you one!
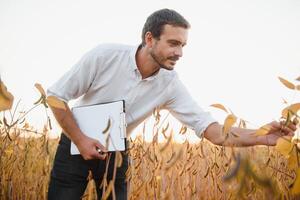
[47,49,103,102]
[163,76,217,138]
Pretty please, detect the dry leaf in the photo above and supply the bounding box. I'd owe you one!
[179,125,187,135]
[223,154,241,181]
[296,85,300,91]
[46,96,66,110]
[282,98,288,104]
[23,122,30,129]
[4,149,13,155]
[291,168,300,195]
[292,138,300,144]
[239,119,247,128]
[255,124,272,136]
[159,130,173,152]
[102,180,114,200]
[223,114,237,135]
[102,118,111,134]
[87,170,93,181]
[116,151,123,168]
[159,129,173,153]
[275,136,293,158]
[43,125,48,133]
[278,77,295,90]
[287,148,298,170]
[210,103,228,113]
[0,81,14,111]
[296,76,300,81]
[164,149,183,170]
[34,83,46,96]
[281,103,300,119]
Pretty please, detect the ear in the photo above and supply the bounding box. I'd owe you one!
[145,32,154,47]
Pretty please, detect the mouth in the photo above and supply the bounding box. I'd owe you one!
[168,57,179,66]
[169,60,176,65]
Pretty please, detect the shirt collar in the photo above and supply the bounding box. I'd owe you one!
[129,44,141,72]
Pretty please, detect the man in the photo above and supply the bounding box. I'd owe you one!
[47,8,296,200]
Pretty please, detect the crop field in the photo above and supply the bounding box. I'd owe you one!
[0,127,299,200]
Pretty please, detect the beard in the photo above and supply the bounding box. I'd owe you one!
[150,50,179,71]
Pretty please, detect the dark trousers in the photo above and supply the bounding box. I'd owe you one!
[48,134,128,200]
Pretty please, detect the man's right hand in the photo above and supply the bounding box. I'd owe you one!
[75,135,108,160]
[47,102,108,160]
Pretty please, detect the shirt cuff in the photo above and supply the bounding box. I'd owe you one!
[194,115,218,139]
[46,89,69,103]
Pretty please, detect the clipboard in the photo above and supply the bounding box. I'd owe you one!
[70,100,126,154]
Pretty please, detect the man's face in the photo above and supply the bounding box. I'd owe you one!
[149,24,188,70]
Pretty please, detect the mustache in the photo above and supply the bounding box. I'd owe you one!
[167,56,179,61]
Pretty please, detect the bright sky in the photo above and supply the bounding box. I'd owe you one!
[1,0,300,141]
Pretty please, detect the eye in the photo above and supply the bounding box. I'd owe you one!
[169,41,180,47]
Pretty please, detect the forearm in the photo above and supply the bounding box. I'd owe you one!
[50,103,85,145]
[204,122,259,147]
[49,102,107,160]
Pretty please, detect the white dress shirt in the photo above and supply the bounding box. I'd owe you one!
[47,43,217,138]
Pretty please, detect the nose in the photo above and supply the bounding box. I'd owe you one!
[174,47,183,58]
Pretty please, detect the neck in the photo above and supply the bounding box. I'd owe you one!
[136,46,160,79]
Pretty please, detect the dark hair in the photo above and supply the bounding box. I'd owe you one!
[141,9,190,46]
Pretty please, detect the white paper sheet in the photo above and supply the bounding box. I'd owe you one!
[70,100,126,154]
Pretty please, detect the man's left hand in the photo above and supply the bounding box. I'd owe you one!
[257,120,298,146]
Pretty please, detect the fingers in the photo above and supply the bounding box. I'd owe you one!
[282,119,297,130]
[79,138,108,160]
[89,148,107,160]
[94,140,108,160]
[287,132,294,137]
[95,140,108,152]
[277,120,297,136]
[95,151,107,160]
[288,123,297,132]
[282,126,295,136]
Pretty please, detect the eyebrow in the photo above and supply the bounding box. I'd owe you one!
[167,39,186,46]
